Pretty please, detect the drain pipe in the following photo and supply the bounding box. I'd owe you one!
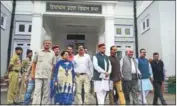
[133,0,139,58]
[7,0,16,69]
[133,0,143,104]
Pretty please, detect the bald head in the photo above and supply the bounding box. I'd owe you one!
[126,48,134,57]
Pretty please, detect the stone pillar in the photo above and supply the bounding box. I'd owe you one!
[103,3,115,55]
[104,17,115,55]
[98,34,105,44]
[30,1,43,52]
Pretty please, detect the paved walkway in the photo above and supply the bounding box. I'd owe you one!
[1,91,175,105]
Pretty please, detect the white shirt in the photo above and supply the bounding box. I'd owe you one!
[120,57,141,76]
[73,54,93,76]
[92,55,112,74]
[131,58,136,73]
[93,54,112,92]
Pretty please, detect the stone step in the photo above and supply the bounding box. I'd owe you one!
[1,88,8,92]
[0,77,8,92]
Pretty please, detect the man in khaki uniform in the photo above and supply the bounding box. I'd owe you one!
[32,40,56,105]
[19,49,33,102]
[7,47,23,104]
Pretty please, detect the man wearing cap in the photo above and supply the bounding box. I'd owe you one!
[31,40,56,104]
[52,45,61,62]
[7,47,23,104]
[74,45,93,104]
[92,43,112,104]
[120,48,141,105]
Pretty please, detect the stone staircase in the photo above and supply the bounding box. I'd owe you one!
[0,77,8,92]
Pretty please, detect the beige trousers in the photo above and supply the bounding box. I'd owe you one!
[32,78,50,105]
[19,72,27,102]
[75,74,90,104]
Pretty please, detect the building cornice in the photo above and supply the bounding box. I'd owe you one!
[1,1,12,13]
[137,1,153,17]
[85,1,117,4]
[32,13,43,17]
[105,16,114,20]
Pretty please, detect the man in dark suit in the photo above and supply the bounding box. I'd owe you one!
[150,52,167,105]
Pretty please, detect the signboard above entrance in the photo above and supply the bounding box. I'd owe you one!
[46,2,102,14]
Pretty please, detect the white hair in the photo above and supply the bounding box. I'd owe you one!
[125,48,133,54]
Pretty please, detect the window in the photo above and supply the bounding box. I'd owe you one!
[28,25,32,32]
[67,34,85,40]
[1,17,4,25]
[115,44,134,57]
[146,19,149,27]
[15,22,32,34]
[17,44,24,46]
[116,28,121,35]
[125,28,130,35]
[141,15,150,34]
[125,46,131,48]
[19,24,25,32]
[143,22,145,30]
[1,14,7,29]
[115,25,133,37]
[117,46,122,48]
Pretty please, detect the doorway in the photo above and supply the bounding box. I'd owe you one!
[13,40,31,59]
[66,34,85,54]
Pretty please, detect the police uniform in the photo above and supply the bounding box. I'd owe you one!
[19,57,32,102]
[32,49,56,104]
[7,53,22,104]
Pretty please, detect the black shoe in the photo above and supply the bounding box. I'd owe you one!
[162,102,167,105]
[13,102,20,105]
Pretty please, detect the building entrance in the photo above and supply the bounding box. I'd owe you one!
[43,14,105,56]
[66,34,85,54]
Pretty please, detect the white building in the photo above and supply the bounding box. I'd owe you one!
[137,1,175,76]
[1,1,13,77]
[1,1,175,77]
[12,1,33,58]
[29,1,135,57]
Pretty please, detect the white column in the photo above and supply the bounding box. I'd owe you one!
[30,14,43,52]
[30,1,43,52]
[105,17,115,55]
[98,34,105,44]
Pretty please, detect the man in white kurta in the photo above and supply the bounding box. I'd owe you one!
[92,43,112,105]
[74,45,93,104]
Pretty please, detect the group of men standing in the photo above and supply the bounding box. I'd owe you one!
[6,39,167,105]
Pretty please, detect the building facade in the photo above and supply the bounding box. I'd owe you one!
[29,1,135,57]
[11,1,33,59]
[1,1,175,77]
[137,1,175,76]
[1,1,12,77]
